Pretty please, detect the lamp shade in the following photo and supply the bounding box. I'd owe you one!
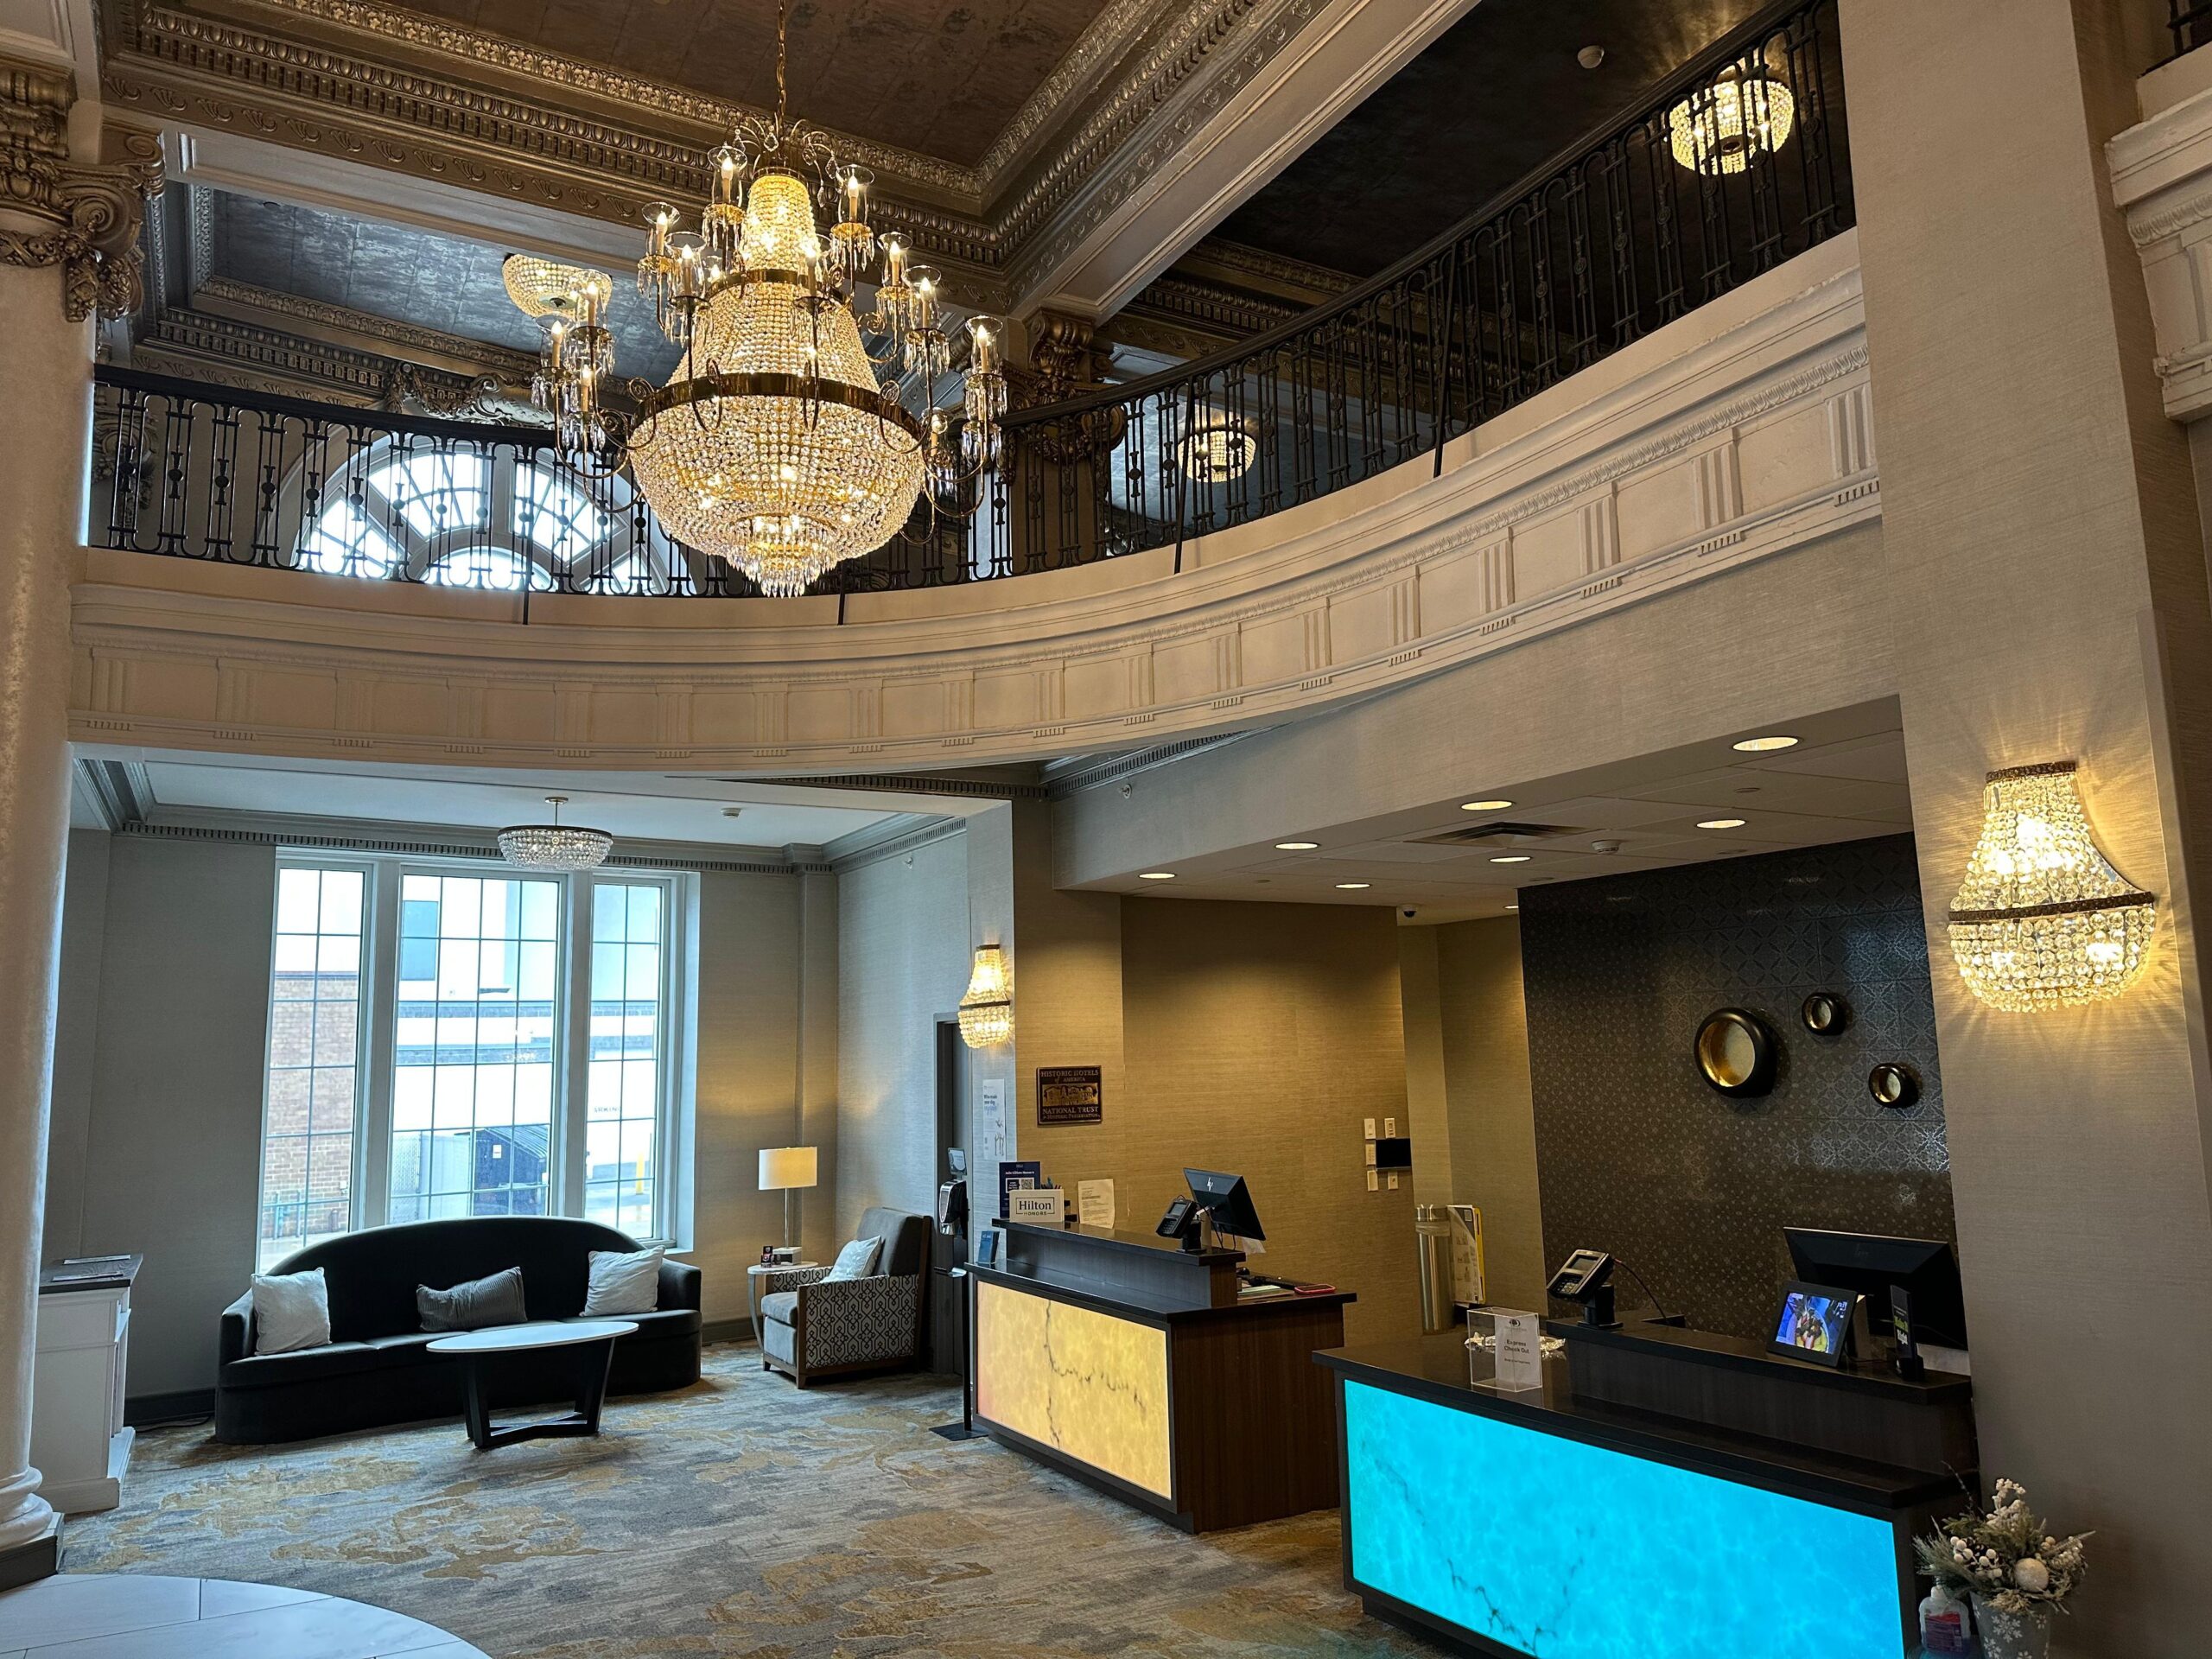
[759,1146,818,1192]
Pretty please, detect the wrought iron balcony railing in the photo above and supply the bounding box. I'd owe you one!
[88,0,1849,601]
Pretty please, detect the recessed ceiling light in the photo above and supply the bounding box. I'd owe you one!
[1138,871,1175,880]
[1274,840,1319,851]
[1460,799,1515,812]
[1732,735,1799,753]
[1576,44,1605,69]
[1335,881,1370,890]
[1491,855,1531,864]
[1698,817,1747,830]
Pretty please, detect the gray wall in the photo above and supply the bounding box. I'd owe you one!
[45,832,830,1398]
[48,833,276,1399]
[832,830,969,1235]
[1427,917,1547,1313]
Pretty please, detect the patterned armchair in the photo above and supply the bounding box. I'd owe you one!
[759,1207,930,1388]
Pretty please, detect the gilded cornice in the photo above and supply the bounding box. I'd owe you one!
[98,0,1324,306]
[196,273,541,376]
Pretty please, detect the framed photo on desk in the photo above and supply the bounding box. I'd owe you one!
[1768,1281,1859,1366]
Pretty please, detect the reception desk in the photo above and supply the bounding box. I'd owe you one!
[970,1220,1353,1532]
[1319,1321,1974,1659]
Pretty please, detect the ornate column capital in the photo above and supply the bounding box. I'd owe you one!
[0,60,163,321]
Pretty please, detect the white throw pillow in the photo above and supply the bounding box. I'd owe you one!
[581,1246,663,1316]
[823,1235,884,1283]
[250,1268,332,1355]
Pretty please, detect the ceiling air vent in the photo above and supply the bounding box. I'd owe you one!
[1404,820,1586,848]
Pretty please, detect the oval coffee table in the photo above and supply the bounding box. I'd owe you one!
[427,1319,638,1450]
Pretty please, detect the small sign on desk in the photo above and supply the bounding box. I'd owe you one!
[1007,1186,1067,1224]
[1488,1309,1546,1393]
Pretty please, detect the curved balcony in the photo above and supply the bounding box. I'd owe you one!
[73,0,1865,771]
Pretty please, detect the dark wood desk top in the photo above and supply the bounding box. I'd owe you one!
[971,1261,1355,1327]
[1553,1317,1972,1402]
[998,1219,1244,1267]
[1319,1335,1961,1514]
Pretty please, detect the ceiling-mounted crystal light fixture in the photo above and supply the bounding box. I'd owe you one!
[1669,65,1795,175]
[1947,762,2156,1012]
[501,0,1005,599]
[498,795,614,873]
[957,944,1013,1048]
[1176,415,1256,482]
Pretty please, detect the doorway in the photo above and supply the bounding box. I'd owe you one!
[928,1016,968,1373]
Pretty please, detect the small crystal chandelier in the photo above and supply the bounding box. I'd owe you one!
[498,795,613,873]
[1669,66,1795,175]
[1947,762,2156,1012]
[502,256,613,457]
[504,0,1005,598]
[1176,415,1255,482]
[957,944,1014,1048]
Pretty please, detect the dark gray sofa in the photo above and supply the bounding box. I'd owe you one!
[215,1217,701,1443]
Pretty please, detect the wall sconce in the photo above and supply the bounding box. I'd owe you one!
[957,944,1014,1048]
[1947,762,2156,1012]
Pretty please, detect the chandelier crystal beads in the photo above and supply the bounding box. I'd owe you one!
[1946,762,2156,1013]
[1668,67,1796,175]
[957,944,1014,1049]
[507,0,1003,599]
[498,795,614,872]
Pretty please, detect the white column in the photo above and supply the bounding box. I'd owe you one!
[0,253,84,1577]
[0,57,157,1582]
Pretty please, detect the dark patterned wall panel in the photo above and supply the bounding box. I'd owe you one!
[1519,834,1953,1340]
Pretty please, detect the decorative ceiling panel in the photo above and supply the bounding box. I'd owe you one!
[394,0,1109,169]
[1220,0,1770,278]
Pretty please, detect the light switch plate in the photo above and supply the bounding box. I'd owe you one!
[1383,1116,1397,1137]
[1366,1168,1379,1192]
[1363,1117,1376,1139]
[1387,1172,1400,1189]
[1363,1140,1377,1167]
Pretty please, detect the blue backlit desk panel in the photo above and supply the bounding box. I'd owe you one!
[1322,1339,1955,1659]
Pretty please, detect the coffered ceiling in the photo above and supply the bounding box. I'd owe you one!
[105,0,1474,315]
[1222,0,1769,279]
[396,0,1109,170]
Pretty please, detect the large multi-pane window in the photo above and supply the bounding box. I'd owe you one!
[257,867,367,1269]
[389,874,562,1224]
[256,857,686,1262]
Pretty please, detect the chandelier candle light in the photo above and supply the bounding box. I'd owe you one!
[1946,762,2157,1012]
[506,0,1006,598]
[497,795,614,872]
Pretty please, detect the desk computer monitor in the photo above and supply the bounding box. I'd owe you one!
[1783,1228,1967,1351]
[1184,1169,1266,1243]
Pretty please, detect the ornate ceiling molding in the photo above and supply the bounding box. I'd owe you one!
[195,272,540,377]
[98,0,1348,310]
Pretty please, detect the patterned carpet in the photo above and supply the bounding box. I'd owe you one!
[60,1343,1430,1659]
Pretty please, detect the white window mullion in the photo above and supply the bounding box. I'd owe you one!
[357,860,402,1228]
[558,873,594,1219]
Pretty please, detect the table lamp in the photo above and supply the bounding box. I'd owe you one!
[759,1146,818,1250]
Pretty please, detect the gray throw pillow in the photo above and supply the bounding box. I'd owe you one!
[416,1266,528,1333]
[823,1235,884,1282]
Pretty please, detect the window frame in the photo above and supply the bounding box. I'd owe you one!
[254,855,375,1272]
[260,851,691,1257]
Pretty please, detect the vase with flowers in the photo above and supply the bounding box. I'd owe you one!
[1915,1478,2090,1659]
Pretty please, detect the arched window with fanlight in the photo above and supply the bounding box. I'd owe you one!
[292,436,680,592]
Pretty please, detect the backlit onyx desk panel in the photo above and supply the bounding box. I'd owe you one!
[1319,1335,1970,1659]
[971,1222,1353,1532]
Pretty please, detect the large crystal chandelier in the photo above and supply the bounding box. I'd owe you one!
[505,0,1004,597]
[1946,762,2156,1012]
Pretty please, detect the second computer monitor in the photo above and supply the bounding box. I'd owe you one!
[1184,1169,1266,1243]
[1783,1228,1966,1350]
